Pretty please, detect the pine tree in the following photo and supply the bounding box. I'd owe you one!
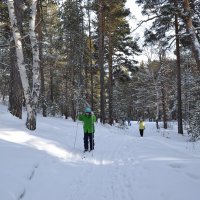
[42,1,64,117]
[104,0,141,124]
[135,0,200,70]
[92,0,141,123]
[135,0,186,133]
[59,0,88,119]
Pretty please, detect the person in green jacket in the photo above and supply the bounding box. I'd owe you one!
[78,107,96,152]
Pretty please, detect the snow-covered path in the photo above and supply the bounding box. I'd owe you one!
[0,107,200,200]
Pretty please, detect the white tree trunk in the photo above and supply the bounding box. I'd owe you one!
[29,0,40,105]
[26,0,40,130]
[183,0,200,70]
[7,0,40,130]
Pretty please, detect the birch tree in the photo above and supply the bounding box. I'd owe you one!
[7,0,40,130]
[182,0,200,71]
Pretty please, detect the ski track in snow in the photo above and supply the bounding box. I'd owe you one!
[64,126,137,200]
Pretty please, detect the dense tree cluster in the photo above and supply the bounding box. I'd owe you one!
[0,0,200,139]
[135,0,200,137]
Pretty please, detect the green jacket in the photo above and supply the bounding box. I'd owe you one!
[78,114,96,133]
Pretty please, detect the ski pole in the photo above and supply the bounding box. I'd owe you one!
[91,113,94,157]
[92,131,94,157]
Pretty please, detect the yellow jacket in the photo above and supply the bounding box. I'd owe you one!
[139,121,145,130]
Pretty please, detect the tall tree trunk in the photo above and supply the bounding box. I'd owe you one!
[64,67,69,119]
[7,0,40,130]
[8,40,23,119]
[183,0,200,70]
[87,0,94,110]
[71,48,76,121]
[37,0,47,117]
[108,24,113,125]
[175,0,183,134]
[8,0,23,119]
[161,82,168,129]
[98,0,105,123]
[49,61,54,105]
[148,63,160,129]
[27,0,40,129]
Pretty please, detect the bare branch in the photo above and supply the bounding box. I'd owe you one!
[132,15,162,32]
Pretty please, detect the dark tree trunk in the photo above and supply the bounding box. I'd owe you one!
[71,60,76,121]
[8,40,23,119]
[37,0,47,117]
[98,0,105,123]
[8,0,24,119]
[64,71,69,119]
[108,25,113,125]
[49,62,54,104]
[87,0,94,110]
[161,83,167,129]
[175,0,183,134]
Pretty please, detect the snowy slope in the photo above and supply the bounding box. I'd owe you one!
[0,105,200,200]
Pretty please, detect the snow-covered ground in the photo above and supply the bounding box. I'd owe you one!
[0,104,200,200]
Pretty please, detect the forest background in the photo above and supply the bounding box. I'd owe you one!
[0,0,200,140]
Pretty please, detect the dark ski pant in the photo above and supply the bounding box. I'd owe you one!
[84,132,94,151]
[139,129,144,137]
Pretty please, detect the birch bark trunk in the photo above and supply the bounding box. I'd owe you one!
[27,0,40,130]
[183,0,200,70]
[7,0,40,130]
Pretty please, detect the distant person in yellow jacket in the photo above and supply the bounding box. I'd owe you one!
[139,118,145,137]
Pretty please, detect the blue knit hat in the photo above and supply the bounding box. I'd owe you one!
[85,107,91,113]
